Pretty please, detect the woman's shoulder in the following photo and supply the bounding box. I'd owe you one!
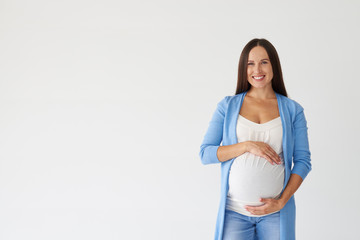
[277,94,305,114]
[216,94,241,104]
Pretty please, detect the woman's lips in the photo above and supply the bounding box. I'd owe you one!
[252,75,265,81]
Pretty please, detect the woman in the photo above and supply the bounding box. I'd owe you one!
[199,38,312,240]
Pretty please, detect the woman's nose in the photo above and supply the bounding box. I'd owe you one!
[254,64,261,73]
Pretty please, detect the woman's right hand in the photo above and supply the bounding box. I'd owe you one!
[245,141,282,165]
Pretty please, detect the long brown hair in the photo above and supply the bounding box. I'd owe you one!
[235,38,288,97]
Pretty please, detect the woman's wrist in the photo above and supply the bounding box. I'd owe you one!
[242,141,251,152]
[230,142,250,160]
[278,196,288,208]
[278,174,304,208]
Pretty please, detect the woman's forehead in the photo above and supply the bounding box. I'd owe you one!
[248,46,269,60]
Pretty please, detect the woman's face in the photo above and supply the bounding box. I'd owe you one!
[247,46,274,89]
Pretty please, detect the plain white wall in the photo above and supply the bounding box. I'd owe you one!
[0,0,359,239]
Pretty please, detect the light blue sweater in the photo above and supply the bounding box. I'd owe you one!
[199,90,312,240]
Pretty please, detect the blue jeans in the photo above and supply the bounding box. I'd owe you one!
[223,209,280,240]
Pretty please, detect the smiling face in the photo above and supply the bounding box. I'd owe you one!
[247,46,274,89]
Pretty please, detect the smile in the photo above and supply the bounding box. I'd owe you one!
[252,75,265,80]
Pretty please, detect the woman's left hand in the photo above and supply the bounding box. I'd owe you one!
[245,198,285,215]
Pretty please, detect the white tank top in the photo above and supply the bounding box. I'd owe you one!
[226,115,285,217]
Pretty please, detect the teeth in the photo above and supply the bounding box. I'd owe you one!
[253,75,264,80]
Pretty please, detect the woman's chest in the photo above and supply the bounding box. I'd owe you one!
[239,97,280,124]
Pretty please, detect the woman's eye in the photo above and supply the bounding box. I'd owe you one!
[247,63,254,65]
[262,61,268,64]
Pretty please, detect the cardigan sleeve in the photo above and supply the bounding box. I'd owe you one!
[199,96,229,165]
[291,103,312,180]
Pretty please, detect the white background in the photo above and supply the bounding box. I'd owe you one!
[0,0,359,239]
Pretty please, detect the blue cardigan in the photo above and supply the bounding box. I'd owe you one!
[199,90,312,240]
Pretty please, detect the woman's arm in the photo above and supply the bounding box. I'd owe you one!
[199,96,250,164]
[290,105,312,179]
[199,96,229,165]
[278,173,303,204]
[216,142,249,162]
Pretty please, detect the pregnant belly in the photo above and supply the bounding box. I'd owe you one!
[227,152,285,203]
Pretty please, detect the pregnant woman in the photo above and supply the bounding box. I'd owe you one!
[199,38,312,240]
